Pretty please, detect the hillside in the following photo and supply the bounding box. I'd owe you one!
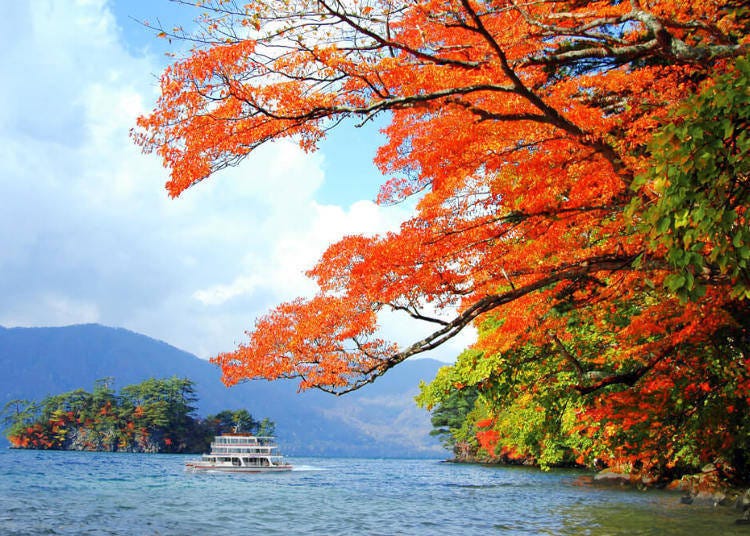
[0,324,446,457]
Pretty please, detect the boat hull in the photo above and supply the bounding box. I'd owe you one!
[185,462,293,473]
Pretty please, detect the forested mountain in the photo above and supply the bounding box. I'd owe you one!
[0,324,444,457]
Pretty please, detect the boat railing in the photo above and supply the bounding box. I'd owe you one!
[211,436,278,446]
[210,444,278,452]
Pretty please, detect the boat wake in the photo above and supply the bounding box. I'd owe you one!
[291,465,326,472]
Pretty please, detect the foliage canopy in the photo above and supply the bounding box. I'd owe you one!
[135,1,750,480]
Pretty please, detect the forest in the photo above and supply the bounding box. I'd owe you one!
[134,1,749,488]
[2,377,274,454]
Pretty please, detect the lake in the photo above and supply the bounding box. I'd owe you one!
[0,449,745,535]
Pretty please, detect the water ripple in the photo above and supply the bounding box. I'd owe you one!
[0,450,745,535]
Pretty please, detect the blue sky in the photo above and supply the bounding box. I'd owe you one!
[0,0,469,362]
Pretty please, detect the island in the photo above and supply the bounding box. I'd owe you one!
[1,377,274,454]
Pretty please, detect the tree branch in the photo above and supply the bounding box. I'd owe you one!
[320,253,641,394]
[573,345,673,395]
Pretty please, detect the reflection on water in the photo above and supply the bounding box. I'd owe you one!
[0,449,745,535]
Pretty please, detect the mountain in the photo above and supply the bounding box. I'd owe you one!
[0,324,447,457]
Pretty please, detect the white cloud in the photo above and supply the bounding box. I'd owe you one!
[0,294,101,328]
[189,170,410,308]
[0,0,436,363]
[193,275,262,306]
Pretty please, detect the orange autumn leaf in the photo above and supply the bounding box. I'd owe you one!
[134,0,749,419]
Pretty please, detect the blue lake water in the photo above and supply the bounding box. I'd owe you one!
[0,449,746,535]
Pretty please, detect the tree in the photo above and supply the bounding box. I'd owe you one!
[256,417,276,437]
[135,0,749,476]
[417,285,750,480]
[207,409,258,434]
[418,378,478,452]
[1,399,38,446]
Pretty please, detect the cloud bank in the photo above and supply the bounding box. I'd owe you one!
[0,1,396,355]
[0,0,471,363]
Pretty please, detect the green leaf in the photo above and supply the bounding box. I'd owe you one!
[665,273,686,291]
[733,232,744,249]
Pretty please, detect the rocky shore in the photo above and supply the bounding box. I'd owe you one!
[594,464,750,525]
[448,453,750,524]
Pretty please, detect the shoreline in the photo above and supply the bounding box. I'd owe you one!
[444,455,750,523]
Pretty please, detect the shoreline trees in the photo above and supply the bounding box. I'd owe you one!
[2,378,273,454]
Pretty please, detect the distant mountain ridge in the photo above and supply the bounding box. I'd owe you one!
[0,324,446,457]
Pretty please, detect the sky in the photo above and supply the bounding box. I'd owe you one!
[0,0,471,363]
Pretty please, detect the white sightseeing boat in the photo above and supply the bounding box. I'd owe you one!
[185,434,293,473]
